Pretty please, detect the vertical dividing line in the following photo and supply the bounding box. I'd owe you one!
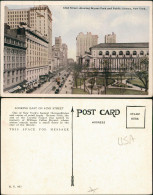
[71,107,74,186]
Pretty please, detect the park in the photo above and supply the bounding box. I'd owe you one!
[71,56,149,95]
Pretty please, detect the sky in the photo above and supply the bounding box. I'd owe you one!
[7,5,150,60]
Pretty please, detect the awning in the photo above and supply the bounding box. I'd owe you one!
[8,86,22,93]
[39,74,49,78]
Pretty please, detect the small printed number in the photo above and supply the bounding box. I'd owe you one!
[9,185,22,188]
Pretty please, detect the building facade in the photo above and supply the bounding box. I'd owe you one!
[68,58,74,65]
[76,32,98,63]
[5,5,52,69]
[51,45,60,71]
[62,43,68,66]
[52,37,68,70]
[82,42,149,71]
[17,27,49,82]
[6,7,29,28]
[55,36,62,51]
[29,6,52,69]
[4,25,26,91]
[105,32,116,43]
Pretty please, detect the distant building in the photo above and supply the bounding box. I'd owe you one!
[105,32,116,43]
[68,58,74,65]
[82,42,149,71]
[76,32,98,63]
[62,43,68,66]
[52,37,68,70]
[55,36,62,51]
[51,45,59,71]
[4,24,26,91]
[5,5,52,69]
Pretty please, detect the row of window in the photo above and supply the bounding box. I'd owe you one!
[98,50,148,56]
[8,14,27,17]
[6,76,24,85]
[27,50,48,56]
[27,61,48,67]
[27,57,47,61]
[4,63,25,70]
[27,43,48,51]
[27,76,37,81]
[27,68,44,75]
[4,56,25,61]
[5,37,25,47]
[8,17,28,21]
[6,69,25,76]
[27,39,48,49]
[8,11,27,14]
[31,8,47,11]
[9,25,18,28]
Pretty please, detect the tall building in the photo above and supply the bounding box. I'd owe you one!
[29,6,52,68]
[76,32,98,63]
[62,43,68,66]
[17,25,49,82]
[51,45,59,70]
[55,36,62,51]
[105,32,116,43]
[68,58,74,65]
[52,36,63,69]
[5,5,52,68]
[4,24,26,92]
[52,37,68,69]
[6,8,29,29]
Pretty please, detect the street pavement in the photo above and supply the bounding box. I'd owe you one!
[59,73,73,94]
[31,70,68,94]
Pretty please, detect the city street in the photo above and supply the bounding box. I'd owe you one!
[31,69,73,94]
[60,73,73,94]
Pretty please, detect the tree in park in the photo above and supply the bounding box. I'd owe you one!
[129,61,135,80]
[103,59,109,94]
[81,62,89,92]
[119,63,126,83]
[72,63,82,89]
[89,67,99,94]
[134,56,149,92]
[97,84,101,95]
[89,77,95,94]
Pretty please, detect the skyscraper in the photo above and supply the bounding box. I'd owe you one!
[76,32,98,63]
[55,36,62,51]
[105,32,116,43]
[6,8,29,29]
[5,5,52,68]
[62,43,68,66]
[52,37,68,69]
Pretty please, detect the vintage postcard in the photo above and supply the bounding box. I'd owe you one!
[1,98,152,194]
[0,1,152,97]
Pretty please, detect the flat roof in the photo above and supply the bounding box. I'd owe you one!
[90,42,149,49]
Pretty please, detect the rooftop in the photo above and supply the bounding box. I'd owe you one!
[90,42,149,49]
